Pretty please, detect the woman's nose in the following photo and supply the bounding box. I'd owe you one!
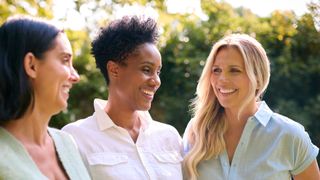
[218,72,229,82]
[149,74,161,88]
[69,67,80,83]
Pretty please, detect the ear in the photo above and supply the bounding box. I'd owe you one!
[107,61,119,79]
[24,52,38,78]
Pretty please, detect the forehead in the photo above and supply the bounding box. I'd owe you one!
[51,32,72,54]
[214,46,244,66]
[126,43,161,66]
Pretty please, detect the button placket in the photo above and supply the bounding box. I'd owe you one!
[219,150,230,178]
[228,117,257,180]
[135,133,156,180]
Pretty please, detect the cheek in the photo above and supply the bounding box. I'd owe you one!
[239,77,251,87]
[60,66,72,79]
[209,76,218,94]
[210,75,216,86]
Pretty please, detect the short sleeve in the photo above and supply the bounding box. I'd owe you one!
[165,122,184,157]
[182,119,194,156]
[290,126,319,175]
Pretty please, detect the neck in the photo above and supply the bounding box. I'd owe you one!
[224,101,258,128]
[105,98,142,143]
[104,100,141,130]
[3,107,51,145]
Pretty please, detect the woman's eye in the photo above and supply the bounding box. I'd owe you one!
[212,68,221,74]
[230,68,241,73]
[62,57,70,64]
[142,67,151,73]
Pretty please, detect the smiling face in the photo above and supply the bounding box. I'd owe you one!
[32,33,80,115]
[210,46,254,111]
[111,43,162,111]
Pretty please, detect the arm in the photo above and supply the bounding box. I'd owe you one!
[294,160,320,180]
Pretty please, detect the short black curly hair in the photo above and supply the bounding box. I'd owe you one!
[91,15,159,85]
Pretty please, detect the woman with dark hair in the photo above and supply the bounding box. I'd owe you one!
[0,16,90,179]
[62,15,183,180]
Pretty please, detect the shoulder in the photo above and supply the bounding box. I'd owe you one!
[49,127,69,136]
[48,129,91,179]
[267,112,318,156]
[61,115,103,149]
[182,118,195,154]
[48,127,82,157]
[269,113,319,174]
[149,120,181,137]
[145,120,183,156]
[146,119,182,147]
[256,102,308,139]
[265,112,316,150]
[62,114,96,134]
[269,112,306,137]
[48,127,75,145]
[0,129,21,159]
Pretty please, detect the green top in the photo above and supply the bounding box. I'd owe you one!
[0,127,90,180]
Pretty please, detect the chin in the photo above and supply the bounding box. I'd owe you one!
[52,108,64,116]
[217,101,228,108]
[139,104,152,111]
[58,102,68,111]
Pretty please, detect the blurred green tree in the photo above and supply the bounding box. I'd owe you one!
[1,0,319,163]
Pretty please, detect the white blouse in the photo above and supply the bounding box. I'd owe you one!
[63,99,183,180]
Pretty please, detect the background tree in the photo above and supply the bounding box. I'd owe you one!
[1,0,319,163]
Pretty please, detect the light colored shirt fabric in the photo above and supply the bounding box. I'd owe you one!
[183,101,319,180]
[0,127,90,180]
[62,98,183,180]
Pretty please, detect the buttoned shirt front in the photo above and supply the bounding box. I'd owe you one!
[183,101,319,180]
[63,99,183,180]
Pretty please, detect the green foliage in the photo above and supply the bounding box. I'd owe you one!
[0,0,53,22]
[2,0,320,163]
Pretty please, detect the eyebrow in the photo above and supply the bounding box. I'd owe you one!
[141,61,162,69]
[60,52,72,58]
[229,65,242,68]
[212,65,242,68]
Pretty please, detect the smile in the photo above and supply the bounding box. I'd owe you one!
[62,84,72,97]
[142,89,154,96]
[62,88,70,94]
[218,88,237,94]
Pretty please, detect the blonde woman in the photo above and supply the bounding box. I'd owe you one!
[183,34,319,180]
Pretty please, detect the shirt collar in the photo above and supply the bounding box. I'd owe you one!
[93,98,152,131]
[253,101,273,127]
[94,98,114,131]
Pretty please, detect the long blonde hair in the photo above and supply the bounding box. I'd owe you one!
[183,34,270,180]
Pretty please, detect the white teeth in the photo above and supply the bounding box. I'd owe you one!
[63,89,70,93]
[142,90,153,96]
[219,88,236,93]
[62,86,70,94]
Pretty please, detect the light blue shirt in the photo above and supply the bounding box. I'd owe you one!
[183,101,319,180]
